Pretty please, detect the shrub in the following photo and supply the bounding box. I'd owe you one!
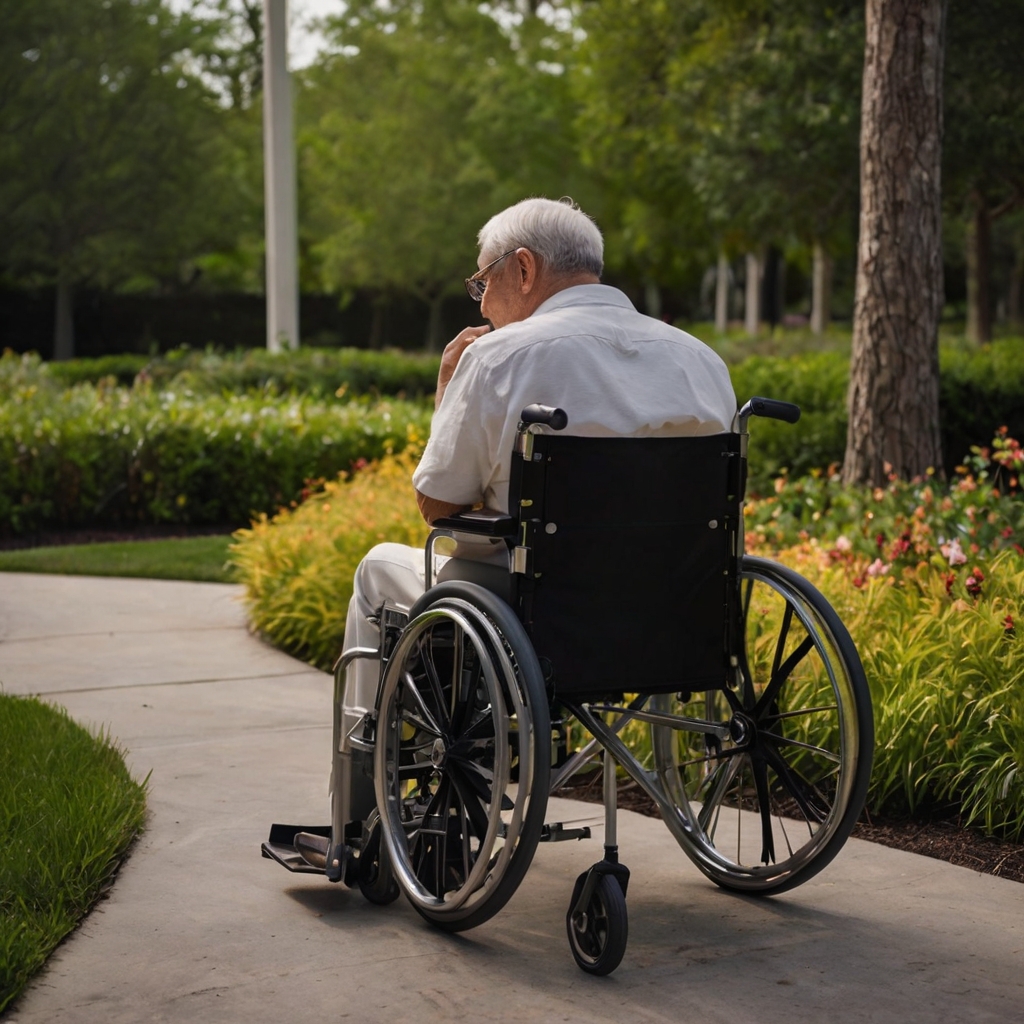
[768,545,1024,837]
[0,377,432,535]
[730,338,1024,492]
[1,347,442,399]
[229,448,429,670]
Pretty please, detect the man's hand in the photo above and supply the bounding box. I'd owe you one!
[435,324,491,410]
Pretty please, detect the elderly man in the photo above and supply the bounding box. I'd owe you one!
[341,197,735,720]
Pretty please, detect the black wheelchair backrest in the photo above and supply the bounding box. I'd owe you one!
[509,430,744,699]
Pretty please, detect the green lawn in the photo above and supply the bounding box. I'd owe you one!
[0,535,236,582]
[0,695,147,1013]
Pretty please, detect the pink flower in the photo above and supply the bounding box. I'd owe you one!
[866,558,890,578]
[940,538,967,566]
[965,568,985,598]
[835,535,852,552]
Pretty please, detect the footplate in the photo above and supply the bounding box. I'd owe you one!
[261,823,332,874]
[540,822,593,843]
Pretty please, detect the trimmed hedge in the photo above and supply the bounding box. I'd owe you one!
[731,338,1024,492]
[0,380,431,534]
[37,347,443,397]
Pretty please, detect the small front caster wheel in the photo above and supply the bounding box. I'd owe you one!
[566,874,628,975]
[358,814,400,906]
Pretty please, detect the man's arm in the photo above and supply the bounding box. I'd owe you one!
[416,490,470,525]
[415,323,493,524]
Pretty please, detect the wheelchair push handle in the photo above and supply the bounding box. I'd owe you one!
[520,404,569,430]
[738,396,801,426]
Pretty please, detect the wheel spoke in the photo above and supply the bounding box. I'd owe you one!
[761,743,831,826]
[750,751,776,865]
[697,753,742,836]
[754,634,815,719]
[761,730,842,764]
[400,671,444,737]
[419,634,453,734]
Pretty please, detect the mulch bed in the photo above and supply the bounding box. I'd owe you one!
[554,771,1024,884]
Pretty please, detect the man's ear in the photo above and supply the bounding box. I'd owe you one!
[517,249,539,293]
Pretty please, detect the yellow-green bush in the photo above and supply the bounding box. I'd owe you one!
[768,543,1023,835]
[230,448,429,669]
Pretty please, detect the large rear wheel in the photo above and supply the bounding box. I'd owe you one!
[651,556,873,894]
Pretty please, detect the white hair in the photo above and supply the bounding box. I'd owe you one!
[477,197,604,277]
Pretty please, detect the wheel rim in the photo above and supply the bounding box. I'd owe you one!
[375,600,537,917]
[651,563,867,891]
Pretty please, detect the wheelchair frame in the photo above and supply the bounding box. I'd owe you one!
[262,396,874,976]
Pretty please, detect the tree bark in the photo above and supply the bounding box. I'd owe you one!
[810,240,833,335]
[1009,242,1024,334]
[843,0,946,486]
[425,293,445,351]
[714,251,729,333]
[644,279,663,320]
[744,251,762,337]
[53,270,75,361]
[965,191,992,344]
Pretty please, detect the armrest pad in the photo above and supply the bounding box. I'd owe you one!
[431,509,518,537]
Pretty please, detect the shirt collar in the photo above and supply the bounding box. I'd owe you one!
[531,284,636,319]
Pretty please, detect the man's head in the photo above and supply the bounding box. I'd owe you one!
[469,197,604,328]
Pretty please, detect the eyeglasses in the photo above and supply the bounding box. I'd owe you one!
[465,249,517,302]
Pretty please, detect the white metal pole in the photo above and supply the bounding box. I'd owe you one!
[262,0,299,351]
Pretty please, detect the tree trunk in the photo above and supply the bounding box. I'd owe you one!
[53,270,75,361]
[744,251,762,337]
[714,251,729,333]
[843,0,946,487]
[425,293,445,351]
[965,191,993,344]
[811,240,833,335]
[1009,242,1024,333]
[368,296,385,350]
[644,279,662,320]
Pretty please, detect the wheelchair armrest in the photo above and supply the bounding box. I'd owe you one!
[431,509,518,538]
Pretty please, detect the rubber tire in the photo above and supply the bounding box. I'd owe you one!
[566,874,628,976]
[377,581,550,932]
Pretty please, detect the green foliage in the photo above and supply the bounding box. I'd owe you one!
[745,437,1024,567]
[0,0,253,329]
[0,368,431,534]
[230,449,429,669]
[298,0,593,347]
[0,535,236,582]
[0,695,147,1013]
[729,338,1024,491]
[1,347,442,398]
[730,350,851,488]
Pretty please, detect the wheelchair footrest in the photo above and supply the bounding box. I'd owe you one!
[540,822,592,843]
[261,823,332,874]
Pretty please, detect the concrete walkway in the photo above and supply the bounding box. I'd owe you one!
[1,571,1021,1023]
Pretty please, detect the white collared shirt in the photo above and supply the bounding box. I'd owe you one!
[412,284,737,513]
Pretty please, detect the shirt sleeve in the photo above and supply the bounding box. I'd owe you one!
[412,348,497,506]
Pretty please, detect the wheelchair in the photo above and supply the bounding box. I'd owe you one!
[263,397,874,975]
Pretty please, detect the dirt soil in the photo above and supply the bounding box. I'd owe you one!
[555,771,1024,884]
